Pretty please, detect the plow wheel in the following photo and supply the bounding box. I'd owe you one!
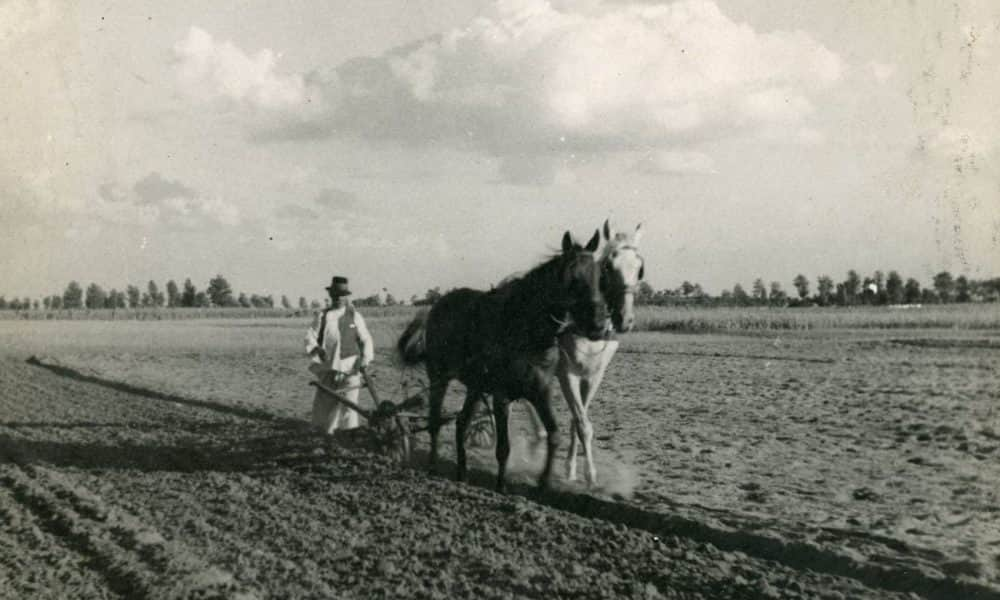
[369,404,412,464]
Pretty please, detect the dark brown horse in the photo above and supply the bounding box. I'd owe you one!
[398,230,608,492]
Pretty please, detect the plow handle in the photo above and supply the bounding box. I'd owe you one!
[308,381,372,421]
[360,366,382,409]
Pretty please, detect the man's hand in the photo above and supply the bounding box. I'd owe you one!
[310,347,328,363]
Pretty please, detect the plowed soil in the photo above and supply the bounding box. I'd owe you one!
[1,319,997,599]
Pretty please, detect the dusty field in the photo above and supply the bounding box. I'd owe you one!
[0,317,997,599]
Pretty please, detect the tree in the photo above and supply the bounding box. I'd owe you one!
[238,292,251,308]
[793,274,810,300]
[769,281,787,306]
[732,283,750,306]
[982,278,1000,301]
[42,296,51,310]
[281,295,292,309]
[885,271,904,304]
[873,270,887,304]
[354,294,380,307]
[955,276,971,302]
[126,285,141,308]
[751,278,768,305]
[635,281,655,305]
[861,277,877,305]
[166,280,180,307]
[843,270,861,305]
[63,281,84,309]
[679,281,695,297]
[933,271,954,303]
[181,278,197,307]
[814,275,833,306]
[385,293,397,306]
[51,295,63,309]
[207,274,234,307]
[85,283,107,309]
[298,296,307,310]
[0,297,6,309]
[425,287,442,305]
[147,281,164,307]
[108,289,127,308]
[194,291,210,307]
[903,278,921,304]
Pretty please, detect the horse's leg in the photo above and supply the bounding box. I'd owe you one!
[576,378,595,485]
[579,341,618,486]
[557,369,585,482]
[454,388,479,483]
[524,402,547,443]
[492,392,511,493]
[529,385,560,491]
[426,370,448,468]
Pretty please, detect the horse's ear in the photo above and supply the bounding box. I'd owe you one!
[562,231,574,254]
[603,219,611,240]
[633,223,643,245]
[585,229,600,252]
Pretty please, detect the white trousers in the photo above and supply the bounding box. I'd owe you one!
[310,355,362,433]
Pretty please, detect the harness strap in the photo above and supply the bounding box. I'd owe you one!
[317,308,331,349]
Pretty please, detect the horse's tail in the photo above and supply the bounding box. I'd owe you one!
[397,310,428,365]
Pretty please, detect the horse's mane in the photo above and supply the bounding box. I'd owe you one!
[493,252,564,294]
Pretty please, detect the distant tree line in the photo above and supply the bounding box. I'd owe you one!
[633,270,1000,307]
[0,275,324,312]
[3,270,997,312]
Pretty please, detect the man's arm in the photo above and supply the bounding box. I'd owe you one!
[305,310,327,361]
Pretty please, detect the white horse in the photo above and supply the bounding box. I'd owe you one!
[525,221,644,486]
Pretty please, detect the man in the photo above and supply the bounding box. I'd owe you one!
[305,276,375,434]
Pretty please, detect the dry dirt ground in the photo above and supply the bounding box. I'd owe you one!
[0,319,997,599]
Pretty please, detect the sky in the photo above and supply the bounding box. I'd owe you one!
[2,0,998,303]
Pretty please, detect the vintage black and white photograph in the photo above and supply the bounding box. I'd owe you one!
[1,1,998,598]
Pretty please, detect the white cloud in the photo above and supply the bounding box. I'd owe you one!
[173,27,314,110]
[339,0,843,150]
[633,150,717,175]
[217,0,842,157]
[868,61,895,82]
[88,173,243,230]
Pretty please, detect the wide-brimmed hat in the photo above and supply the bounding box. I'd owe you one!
[325,276,352,296]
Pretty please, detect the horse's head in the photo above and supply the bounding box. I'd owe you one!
[599,220,644,333]
[559,229,609,341]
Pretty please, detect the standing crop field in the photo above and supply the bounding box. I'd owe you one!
[1,306,998,598]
